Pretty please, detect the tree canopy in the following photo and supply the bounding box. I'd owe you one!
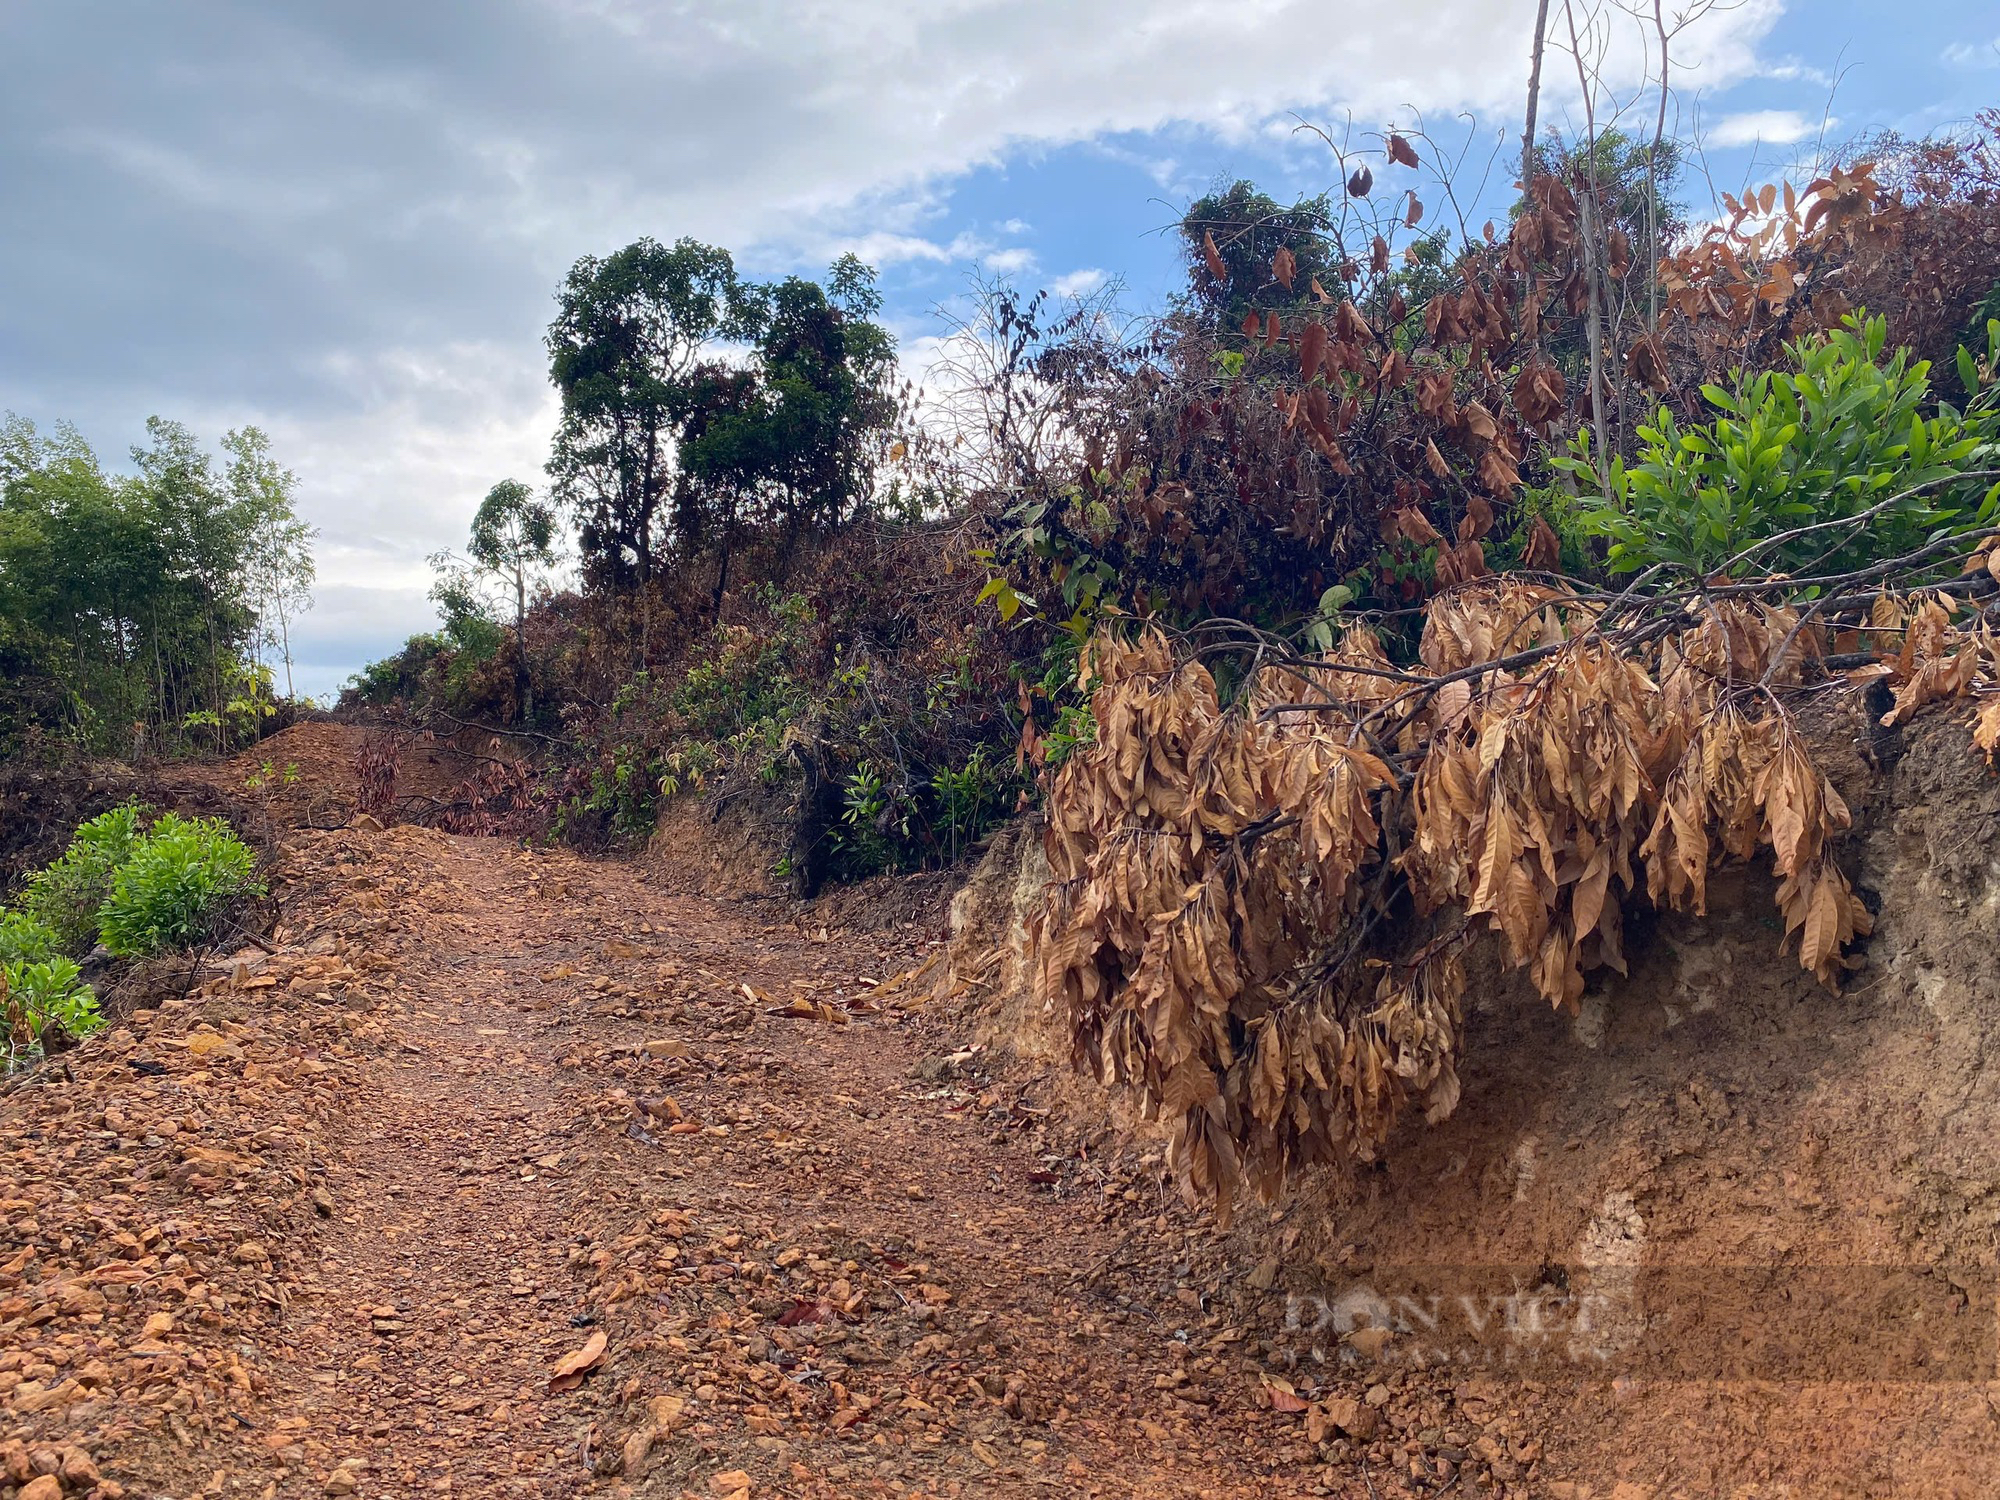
[0,414,313,754]
[468,478,559,715]
[547,239,898,617]
[1179,181,1338,331]
[545,237,761,590]
[673,255,899,612]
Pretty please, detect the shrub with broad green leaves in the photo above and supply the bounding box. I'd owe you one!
[2,803,259,1051]
[3,955,101,1050]
[1559,314,2000,578]
[0,910,100,1049]
[96,814,260,959]
[0,910,60,967]
[20,802,149,954]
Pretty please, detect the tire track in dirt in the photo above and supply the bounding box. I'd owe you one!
[272,848,592,1496]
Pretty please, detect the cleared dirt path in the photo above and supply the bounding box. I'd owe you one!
[236,829,1345,1500]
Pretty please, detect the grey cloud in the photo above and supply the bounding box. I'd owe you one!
[0,0,1782,686]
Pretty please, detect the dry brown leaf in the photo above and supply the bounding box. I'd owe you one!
[1034,595,1892,1216]
[1298,321,1328,383]
[1976,697,2000,766]
[1522,516,1562,571]
[1261,1373,1310,1413]
[1201,229,1227,283]
[548,1329,607,1392]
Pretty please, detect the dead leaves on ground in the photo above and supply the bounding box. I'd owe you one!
[548,1329,608,1392]
[1032,579,1999,1217]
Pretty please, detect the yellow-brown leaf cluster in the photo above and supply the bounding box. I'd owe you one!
[1030,579,1998,1216]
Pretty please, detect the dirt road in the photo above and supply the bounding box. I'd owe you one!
[18,722,2000,1497]
[260,828,1377,1499]
[1,810,1371,1500]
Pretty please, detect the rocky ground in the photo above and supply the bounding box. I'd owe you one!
[0,730,1521,1500]
[6,718,2000,1499]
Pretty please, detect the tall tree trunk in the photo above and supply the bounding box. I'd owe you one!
[277,592,295,700]
[150,605,167,744]
[640,558,653,670]
[1646,0,1669,332]
[712,536,732,627]
[1523,0,1552,190]
[205,600,225,754]
[513,561,533,721]
[637,413,659,669]
[1562,0,1614,500]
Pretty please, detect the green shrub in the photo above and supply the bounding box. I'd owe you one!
[667,590,815,746]
[21,802,149,953]
[579,741,665,838]
[97,813,260,958]
[5,873,106,1050]
[3,954,100,1050]
[0,911,60,966]
[342,632,447,707]
[930,747,1013,862]
[1039,703,1098,771]
[1559,314,2000,578]
[831,760,911,876]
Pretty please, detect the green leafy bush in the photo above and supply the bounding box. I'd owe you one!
[666,590,815,748]
[930,747,1013,862]
[21,802,149,953]
[1,911,100,1048]
[3,954,101,1050]
[831,760,912,876]
[97,813,260,958]
[579,740,666,839]
[1559,314,2000,577]
[0,911,60,966]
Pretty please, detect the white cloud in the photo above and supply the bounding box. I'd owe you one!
[157,339,561,697]
[1758,58,1834,87]
[1942,36,2000,70]
[824,231,959,267]
[1708,108,1825,147]
[1089,139,1194,194]
[1051,267,1108,298]
[2,0,1788,682]
[984,246,1039,275]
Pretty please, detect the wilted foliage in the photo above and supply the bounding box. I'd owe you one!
[1031,566,2000,1221]
[1820,111,2000,383]
[974,125,2000,652]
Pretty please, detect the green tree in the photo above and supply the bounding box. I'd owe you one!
[231,429,316,701]
[134,419,271,749]
[467,479,558,717]
[675,256,899,618]
[546,238,758,596]
[0,417,168,742]
[1179,181,1337,331]
[0,414,309,754]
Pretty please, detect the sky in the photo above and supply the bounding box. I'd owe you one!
[2,1,1996,700]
